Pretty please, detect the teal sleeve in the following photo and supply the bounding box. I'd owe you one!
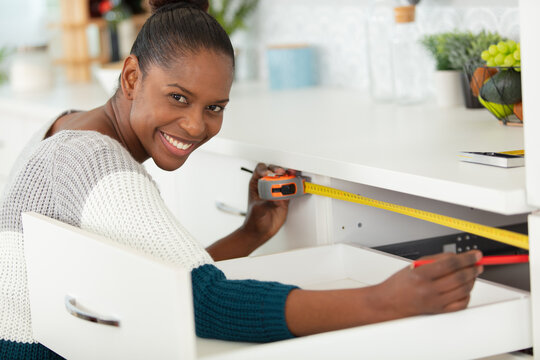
[191,264,299,342]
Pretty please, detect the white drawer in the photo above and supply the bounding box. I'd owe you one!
[24,213,531,360]
[208,244,531,360]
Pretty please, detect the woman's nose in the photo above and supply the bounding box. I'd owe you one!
[179,108,205,137]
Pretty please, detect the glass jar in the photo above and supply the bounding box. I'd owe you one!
[367,0,397,102]
[391,5,429,105]
[10,45,53,93]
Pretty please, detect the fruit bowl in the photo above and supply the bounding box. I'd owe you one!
[466,64,523,126]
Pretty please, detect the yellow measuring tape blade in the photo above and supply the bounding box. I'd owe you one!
[304,182,529,250]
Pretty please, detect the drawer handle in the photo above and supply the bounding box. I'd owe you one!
[65,295,120,327]
[215,201,246,217]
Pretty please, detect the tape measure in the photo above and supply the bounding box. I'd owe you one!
[258,175,529,250]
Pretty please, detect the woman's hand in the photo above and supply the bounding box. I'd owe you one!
[206,163,294,261]
[374,250,483,318]
[241,163,295,244]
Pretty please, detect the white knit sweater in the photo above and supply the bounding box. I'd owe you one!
[0,125,212,345]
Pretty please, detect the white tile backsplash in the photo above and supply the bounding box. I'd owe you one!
[233,0,520,90]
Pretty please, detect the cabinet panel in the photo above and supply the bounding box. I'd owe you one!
[329,178,528,248]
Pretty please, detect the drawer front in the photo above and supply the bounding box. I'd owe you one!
[24,213,196,360]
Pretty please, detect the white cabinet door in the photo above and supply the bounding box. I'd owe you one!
[0,108,50,194]
[145,151,253,248]
[145,151,323,256]
[521,0,540,208]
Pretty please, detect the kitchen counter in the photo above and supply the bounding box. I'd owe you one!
[0,80,530,215]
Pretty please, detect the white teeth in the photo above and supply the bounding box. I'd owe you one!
[163,132,193,151]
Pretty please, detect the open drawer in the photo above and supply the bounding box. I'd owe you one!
[201,244,532,360]
[23,213,531,360]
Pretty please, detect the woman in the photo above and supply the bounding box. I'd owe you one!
[0,1,483,358]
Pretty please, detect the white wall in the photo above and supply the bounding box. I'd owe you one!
[233,0,520,90]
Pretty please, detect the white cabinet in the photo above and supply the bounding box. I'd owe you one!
[145,150,323,256]
[0,108,54,193]
[144,151,254,247]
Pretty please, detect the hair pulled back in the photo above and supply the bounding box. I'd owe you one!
[130,0,234,76]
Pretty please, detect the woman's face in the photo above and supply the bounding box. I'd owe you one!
[129,49,234,171]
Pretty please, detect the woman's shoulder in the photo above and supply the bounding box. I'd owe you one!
[45,129,124,151]
[41,130,148,177]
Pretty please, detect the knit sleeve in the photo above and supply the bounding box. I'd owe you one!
[192,264,298,342]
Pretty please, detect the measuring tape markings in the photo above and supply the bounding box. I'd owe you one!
[303,182,529,250]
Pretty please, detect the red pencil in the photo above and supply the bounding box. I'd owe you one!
[412,254,529,269]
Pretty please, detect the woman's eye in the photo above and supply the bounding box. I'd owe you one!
[207,105,224,113]
[172,94,188,104]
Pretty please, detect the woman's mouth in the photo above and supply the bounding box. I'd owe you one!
[159,131,195,156]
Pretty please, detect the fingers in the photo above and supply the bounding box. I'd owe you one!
[254,163,295,178]
[415,250,482,280]
[431,262,483,294]
[438,277,476,305]
[443,295,471,313]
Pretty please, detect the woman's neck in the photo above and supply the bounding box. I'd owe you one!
[46,95,150,164]
[102,96,150,163]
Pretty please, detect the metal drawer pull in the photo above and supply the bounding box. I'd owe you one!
[65,295,120,327]
[215,201,246,217]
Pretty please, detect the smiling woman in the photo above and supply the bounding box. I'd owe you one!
[0,0,484,359]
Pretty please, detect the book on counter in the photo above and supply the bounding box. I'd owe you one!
[458,150,525,168]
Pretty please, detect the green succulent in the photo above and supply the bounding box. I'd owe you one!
[421,32,473,71]
[421,30,507,71]
[208,0,258,36]
[449,30,507,70]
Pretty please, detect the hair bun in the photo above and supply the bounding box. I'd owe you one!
[148,0,209,13]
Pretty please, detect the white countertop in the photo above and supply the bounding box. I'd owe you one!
[0,81,530,215]
[205,83,530,215]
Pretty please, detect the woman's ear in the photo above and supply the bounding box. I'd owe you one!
[120,55,140,100]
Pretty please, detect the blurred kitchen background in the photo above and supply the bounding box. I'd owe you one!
[0,0,519,95]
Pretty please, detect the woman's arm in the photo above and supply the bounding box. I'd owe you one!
[206,163,291,261]
[193,250,482,341]
[285,251,482,336]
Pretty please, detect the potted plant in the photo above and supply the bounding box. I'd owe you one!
[421,32,475,107]
[208,0,258,37]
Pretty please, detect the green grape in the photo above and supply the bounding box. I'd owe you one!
[504,54,515,67]
[489,44,499,55]
[517,43,520,50]
[494,53,505,66]
[487,59,496,67]
[497,41,509,54]
[506,40,517,53]
[481,50,491,61]
[513,50,521,61]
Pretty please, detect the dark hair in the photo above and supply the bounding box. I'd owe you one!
[130,0,234,76]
